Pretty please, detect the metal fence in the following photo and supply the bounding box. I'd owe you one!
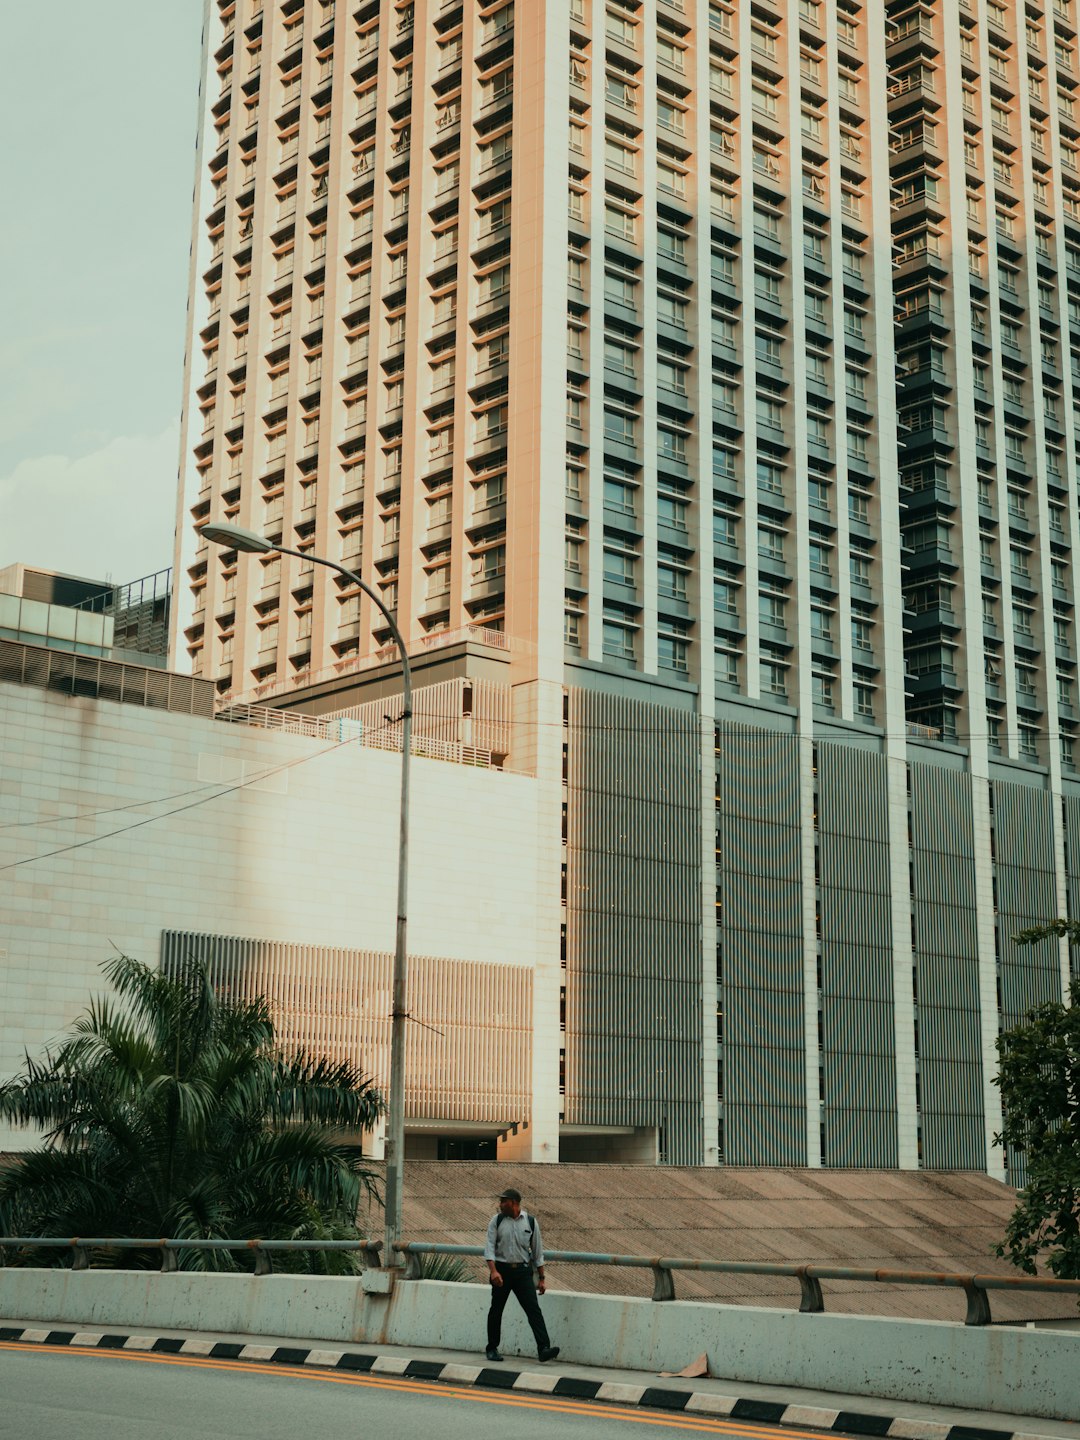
[0,640,214,717]
[3,1237,1078,1327]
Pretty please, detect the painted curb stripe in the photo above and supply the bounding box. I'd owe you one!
[733,1400,789,1424]
[0,1326,1041,1440]
[475,1365,518,1389]
[948,1430,1013,1440]
[334,1351,375,1371]
[553,1376,603,1399]
[835,1412,894,1436]
[405,1359,445,1380]
[641,1386,693,1412]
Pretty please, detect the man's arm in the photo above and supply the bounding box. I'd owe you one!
[484,1215,502,1285]
[532,1217,547,1294]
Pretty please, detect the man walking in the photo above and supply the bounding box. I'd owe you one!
[483,1186,559,1363]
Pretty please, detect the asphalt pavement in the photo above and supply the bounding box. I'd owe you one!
[2,1323,1078,1440]
[0,1342,838,1440]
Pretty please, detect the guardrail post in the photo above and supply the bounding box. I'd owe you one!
[651,1262,676,1302]
[252,1242,273,1276]
[161,1244,178,1273]
[71,1242,89,1272]
[796,1266,824,1314]
[401,1246,423,1280]
[962,1279,991,1326]
[360,1240,383,1270]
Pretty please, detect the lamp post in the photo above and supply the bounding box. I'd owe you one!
[201,522,412,1266]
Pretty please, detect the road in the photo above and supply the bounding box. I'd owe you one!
[0,1342,818,1440]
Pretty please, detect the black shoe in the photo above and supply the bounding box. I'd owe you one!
[538,1346,560,1363]
[485,1348,504,1363]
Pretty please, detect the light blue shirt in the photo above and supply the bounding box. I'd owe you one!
[484,1210,544,1267]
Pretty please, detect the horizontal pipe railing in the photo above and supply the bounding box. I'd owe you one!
[3,1236,1079,1326]
[0,1237,383,1278]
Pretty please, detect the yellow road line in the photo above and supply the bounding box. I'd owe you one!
[0,1341,826,1437]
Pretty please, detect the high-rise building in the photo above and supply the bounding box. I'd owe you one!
[172,0,1080,1174]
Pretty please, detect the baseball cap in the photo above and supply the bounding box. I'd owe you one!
[497,1187,522,1202]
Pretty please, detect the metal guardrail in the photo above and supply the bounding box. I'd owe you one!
[3,1237,1079,1326]
[391,1243,1080,1326]
[0,1237,384,1279]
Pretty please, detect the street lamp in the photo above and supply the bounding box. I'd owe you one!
[201,521,412,1266]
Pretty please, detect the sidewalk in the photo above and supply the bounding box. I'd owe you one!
[2,1320,1077,1440]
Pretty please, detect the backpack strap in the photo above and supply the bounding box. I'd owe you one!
[495,1211,535,1238]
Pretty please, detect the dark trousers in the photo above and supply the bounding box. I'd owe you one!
[487,1264,551,1353]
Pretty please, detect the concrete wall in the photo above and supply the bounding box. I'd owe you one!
[0,682,546,1152]
[0,1270,1076,1422]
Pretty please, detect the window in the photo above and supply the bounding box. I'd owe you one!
[761,656,787,698]
[478,265,511,303]
[659,493,689,530]
[659,564,688,601]
[813,673,834,709]
[759,590,786,628]
[657,36,685,72]
[658,162,686,198]
[657,99,685,134]
[605,74,636,110]
[849,490,869,524]
[757,459,783,493]
[755,269,782,305]
[604,408,638,445]
[480,133,513,170]
[605,269,637,307]
[607,9,637,45]
[657,293,688,328]
[604,476,636,515]
[658,228,687,263]
[606,138,637,175]
[714,578,738,615]
[756,332,781,367]
[473,544,506,581]
[756,396,783,431]
[658,631,689,672]
[810,606,831,641]
[758,526,785,563]
[605,204,637,242]
[657,357,686,393]
[658,426,687,462]
[603,619,636,660]
[713,509,737,546]
[604,336,636,377]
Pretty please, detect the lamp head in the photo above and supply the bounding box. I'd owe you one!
[201,522,277,555]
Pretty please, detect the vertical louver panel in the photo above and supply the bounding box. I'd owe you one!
[910,765,985,1170]
[563,688,704,1164]
[716,724,807,1166]
[161,931,531,1124]
[818,744,898,1168]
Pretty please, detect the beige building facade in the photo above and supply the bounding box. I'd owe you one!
[166,0,1080,1173]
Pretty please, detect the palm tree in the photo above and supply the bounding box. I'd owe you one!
[0,952,383,1270]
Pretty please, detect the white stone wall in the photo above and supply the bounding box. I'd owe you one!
[0,682,546,1154]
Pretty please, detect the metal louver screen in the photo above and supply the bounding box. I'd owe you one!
[716,724,807,1166]
[563,688,704,1165]
[161,930,532,1124]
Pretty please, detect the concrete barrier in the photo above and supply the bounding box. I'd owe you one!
[1,1269,1077,1422]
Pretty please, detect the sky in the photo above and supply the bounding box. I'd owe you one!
[0,5,205,584]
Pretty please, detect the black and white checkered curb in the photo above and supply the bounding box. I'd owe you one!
[0,1326,1048,1440]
